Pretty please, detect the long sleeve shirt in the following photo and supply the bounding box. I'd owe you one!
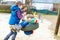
[17,10,23,19]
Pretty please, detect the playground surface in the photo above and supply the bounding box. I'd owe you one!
[0,13,57,40]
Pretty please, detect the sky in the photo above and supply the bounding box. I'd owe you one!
[3,0,24,3]
[4,0,60,3]
[3,0,53,11]
[4,0,16,1]
[32,0,60,3]
[3,0,22,1]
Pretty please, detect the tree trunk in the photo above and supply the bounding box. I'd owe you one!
[25,0,32,14]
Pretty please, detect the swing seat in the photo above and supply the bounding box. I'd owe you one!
[21,23,39,31]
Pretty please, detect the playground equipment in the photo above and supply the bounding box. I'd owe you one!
[21,17,39,31]
[54,8,60,35]
[21,23,39,31]
[21,0,39,31]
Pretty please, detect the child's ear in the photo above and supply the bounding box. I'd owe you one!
[24,12,26,16]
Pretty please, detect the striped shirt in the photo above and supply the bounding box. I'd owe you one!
[17,10,23,19]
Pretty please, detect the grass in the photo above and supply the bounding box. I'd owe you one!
[0,10,11,13]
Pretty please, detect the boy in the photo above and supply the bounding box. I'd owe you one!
[11,14,38,35]
[4,1,26,40]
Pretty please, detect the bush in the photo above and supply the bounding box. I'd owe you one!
[0,4,11,13]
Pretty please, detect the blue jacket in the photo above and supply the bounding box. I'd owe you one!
[9,5,21,25]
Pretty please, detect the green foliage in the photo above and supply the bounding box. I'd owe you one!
[0,4,11,13]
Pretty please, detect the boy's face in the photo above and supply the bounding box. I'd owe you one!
[18,4,23,9]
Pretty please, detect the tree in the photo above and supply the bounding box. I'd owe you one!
[0,0,1,2]
[0,0,3,3]
[25,0,32,14]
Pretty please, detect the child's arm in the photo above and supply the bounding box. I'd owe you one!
[17,10,23,19]
[30,18,38,23]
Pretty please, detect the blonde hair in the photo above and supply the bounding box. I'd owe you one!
[27,14,34,19]
[16,1,23,5]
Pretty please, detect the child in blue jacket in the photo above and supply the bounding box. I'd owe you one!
[4,1,26,40]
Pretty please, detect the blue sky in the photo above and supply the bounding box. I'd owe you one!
[32,0,60,3]
[3,0,21,1]
[3,0,60,3]
[4,0,16,1]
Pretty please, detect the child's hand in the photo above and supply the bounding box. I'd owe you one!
[27,18,31,22]
[22,12,26,16]
[10,26,17,32]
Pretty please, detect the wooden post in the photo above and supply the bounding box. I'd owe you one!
[54,8,60,35]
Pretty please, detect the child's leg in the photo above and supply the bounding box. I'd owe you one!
[24,30,34,35]
[13,21,29,32]
[4,30,14,40]
[11,32,17,40]
[20,21,29,28]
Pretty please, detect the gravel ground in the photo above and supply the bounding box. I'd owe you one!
[0,13,56,40]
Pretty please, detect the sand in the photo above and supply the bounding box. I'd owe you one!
[0,13,56,40]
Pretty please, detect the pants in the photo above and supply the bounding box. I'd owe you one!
[20,21,29,28]
[14,21,29,31]
[4,30,17,40]
[24,30,34,35]
[20,21,34,35]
